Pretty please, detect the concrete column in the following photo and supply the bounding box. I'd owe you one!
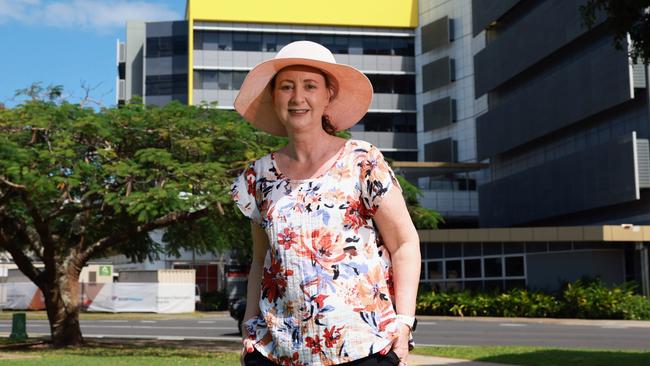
[636,242,650,298]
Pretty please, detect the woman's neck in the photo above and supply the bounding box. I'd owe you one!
[283,130,342,163]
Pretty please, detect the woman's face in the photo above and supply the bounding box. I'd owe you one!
[272,65,332,133]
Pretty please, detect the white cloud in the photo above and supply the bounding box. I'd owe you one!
[0,0,179,30]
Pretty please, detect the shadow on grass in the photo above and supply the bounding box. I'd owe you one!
[476,349,650,366]
[0,338,239,360]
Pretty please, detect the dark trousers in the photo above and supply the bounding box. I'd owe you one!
[244,349,401,366]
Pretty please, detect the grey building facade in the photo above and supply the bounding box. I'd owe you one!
[473,0,650,228]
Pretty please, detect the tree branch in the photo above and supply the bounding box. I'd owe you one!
[0,222,43,288]
[0,176,26,190]
[79,206,213,264]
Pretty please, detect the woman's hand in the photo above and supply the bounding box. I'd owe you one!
[240,338,255,366]
[380,323,411,365]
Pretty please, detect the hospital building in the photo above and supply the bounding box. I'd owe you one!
[115,0,649,296]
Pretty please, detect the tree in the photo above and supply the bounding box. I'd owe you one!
[0,93,440,347]
[580,0,650,64]
[395,175,444,229]
[0,98,284,347]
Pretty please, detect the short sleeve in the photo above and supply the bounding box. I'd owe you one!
[360,145,402,217]
[230,164,262,224]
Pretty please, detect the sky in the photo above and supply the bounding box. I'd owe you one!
[0,0,186,108]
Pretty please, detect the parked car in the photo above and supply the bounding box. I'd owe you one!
[225,261,249,334]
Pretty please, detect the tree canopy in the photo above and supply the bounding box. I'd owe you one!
[581,0,650,64]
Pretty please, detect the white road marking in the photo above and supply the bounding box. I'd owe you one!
[197,321,216,324]
[140,320,157,323]
[417,321,437,325]
[499,323,527,327]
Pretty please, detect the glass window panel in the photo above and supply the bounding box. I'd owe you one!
[464,280,483,292]
[484,280,503,292]
[549,241,572,252]
[376,37,391,55]
[369,74,392,93]
[232,71,247,90]
[363,36,378,55]
[444,243,462,258]
[428,243,443,259]
[406,39,414,55]
[419,243,427,259]
[193,71,202,90]
[203,71,218,89]
[428,261,443,280]
[463,243,481,257]
[217,71,232,90]
[321,35,335,51]
[247,33,262,51]
[305,34,320,43]
[420,262,426,280]
[526,242,547,253]
[445,281,462,292]
[505,279,526,290]
[218,32,232,51]
[503,243,524,254]
[206,32,220,51]
[445,260,461,280]
[483,243,502,255]
[392,37,408,56]
[277,34,292,49]
[233,32,247,51]
[484,257,502,277]
[349,36,363,55]
[194,31,204,50]
[394,75,415,94]
[333,35,348,54]
[263,33,277,52]
[464,259,481,278]
[505,256,524,277]
[573,242,593,250]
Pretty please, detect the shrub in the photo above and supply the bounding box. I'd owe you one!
[199,289,229,311]
[415,279,650,320]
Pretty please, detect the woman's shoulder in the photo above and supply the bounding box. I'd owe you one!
[240,152,274,178]
[346,139,382,158]
[347,139,377,153]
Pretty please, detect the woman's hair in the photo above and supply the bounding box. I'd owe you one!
[269,66,337,136]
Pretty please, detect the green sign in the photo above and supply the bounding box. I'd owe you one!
[99,265,112,276]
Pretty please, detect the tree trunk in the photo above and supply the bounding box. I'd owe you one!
[43,268,84,348]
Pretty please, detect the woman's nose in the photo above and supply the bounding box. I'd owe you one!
[290,88,304,103]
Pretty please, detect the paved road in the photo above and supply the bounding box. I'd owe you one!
[1,315,649,349]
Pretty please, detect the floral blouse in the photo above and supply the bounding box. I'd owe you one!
[231,139,402,366]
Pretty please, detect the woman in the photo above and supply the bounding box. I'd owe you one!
[231,41,420,366]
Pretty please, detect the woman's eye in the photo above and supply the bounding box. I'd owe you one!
[280,85,293,90]
[306,84,317,89]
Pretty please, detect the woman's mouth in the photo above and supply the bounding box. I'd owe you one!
[288,108,309,115]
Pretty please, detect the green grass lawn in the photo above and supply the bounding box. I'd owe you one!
[0,345,240,366]
[413,345,650,366]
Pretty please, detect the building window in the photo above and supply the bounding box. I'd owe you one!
[193,70,249,90]
[420,242,526,291]
[146,74,187,96]
[192,30,414,57]
[147,36,187,58]
[358,112,416,133]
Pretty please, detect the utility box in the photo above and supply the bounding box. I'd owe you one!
[80,264,114,283]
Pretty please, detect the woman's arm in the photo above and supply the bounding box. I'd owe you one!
[373,185,421,360]
[241,221,270,337]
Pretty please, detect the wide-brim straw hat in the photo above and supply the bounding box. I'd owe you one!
[234,41,373,136]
